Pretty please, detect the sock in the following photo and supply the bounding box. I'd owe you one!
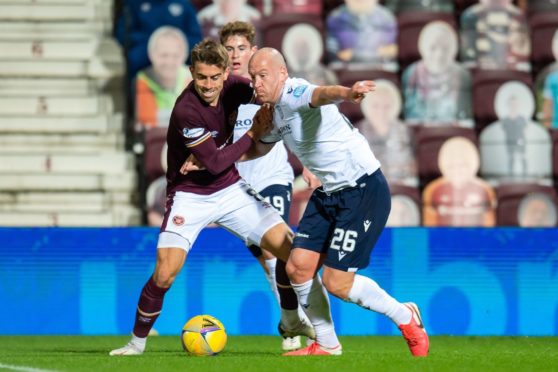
[291,276,339,349]
[347,274,412,325]
[263,257,281,305]
[275,259,298,311]
[132,276,170,338]
[130,334,147,351]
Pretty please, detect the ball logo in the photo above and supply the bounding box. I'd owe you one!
[172,215,185,226]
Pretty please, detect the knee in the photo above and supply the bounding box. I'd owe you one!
[153,267,176,288]
[322,273,351,300]
[285,259,312,283]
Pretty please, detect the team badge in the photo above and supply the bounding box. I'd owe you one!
[183,127,204,138]
[173,215,185,226]
[293,85,307,97]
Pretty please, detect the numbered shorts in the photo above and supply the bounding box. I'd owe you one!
[246,183,292,258]
[293,170,391,272]
[158,180,285,252]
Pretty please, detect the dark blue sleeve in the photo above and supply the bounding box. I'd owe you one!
[182,1,203,63]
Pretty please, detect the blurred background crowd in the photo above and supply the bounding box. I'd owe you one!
[1,0,558,228]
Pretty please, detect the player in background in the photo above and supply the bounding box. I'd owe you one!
[219,21,306,351]
[246,48,429,356]
[109,39,314,356]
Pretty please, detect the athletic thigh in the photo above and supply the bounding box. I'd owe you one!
[216,181,285,247]
[158,191,218,252]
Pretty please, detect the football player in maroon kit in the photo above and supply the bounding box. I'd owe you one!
[110,39,314,356]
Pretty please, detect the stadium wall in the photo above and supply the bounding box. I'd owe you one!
[1,227,557,336]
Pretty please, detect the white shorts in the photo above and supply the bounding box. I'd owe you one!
[157,180,284,252]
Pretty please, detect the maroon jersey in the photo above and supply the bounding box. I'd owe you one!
[166,74,255,195]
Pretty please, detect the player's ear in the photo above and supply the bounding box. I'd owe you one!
[223,66,230,80]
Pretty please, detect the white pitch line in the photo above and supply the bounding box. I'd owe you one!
[0,363,60,372]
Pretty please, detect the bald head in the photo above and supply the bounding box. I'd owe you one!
[248,47,289,104]
[249,47,287,70]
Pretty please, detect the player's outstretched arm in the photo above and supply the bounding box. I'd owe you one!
[310,80,375,107]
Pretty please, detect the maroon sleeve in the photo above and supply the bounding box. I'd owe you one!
[189,134,254,175]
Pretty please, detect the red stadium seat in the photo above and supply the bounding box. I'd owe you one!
[396,11,457,69]
[495,183,557,226]
[527,0,558,16]
[529,12,558,74]
[471,69,533,131]
[388,183,422,226]
[256,13,324,55]
[143,127,167,185]
[334,67,400,123]
[415,126,478,186]
[552,129,558,184]
[249,0,322,15]
[390,183,421,205]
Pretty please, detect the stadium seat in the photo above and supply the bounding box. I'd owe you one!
[334,68,399,123]
[396,12,457,70]
[0,95,113,116]
[387,183,422,226]
[0,1,111,22]
[527,0,558,16]
[143,127,167,185]
[415,126,478,186]
[0,78,94,96]
[552,129,558,183]
[495,183,557,226]
[256,13,324,56]
[471,70,533,132]
[0,114,123,134]
[250,0,322,16]
[385,0,454,13]
[529,12,558,74]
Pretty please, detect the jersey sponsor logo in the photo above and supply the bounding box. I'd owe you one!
[295,232,310,238]
[278,124,292,137]
[183,127,205,138]
[235,118,253,128]
[293,85,308,97]
[363,220,372,232]
[172,215,185,226]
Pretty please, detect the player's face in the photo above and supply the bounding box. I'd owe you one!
[190,62,230,106]
[224,35,256,78]
[249,55,287,104]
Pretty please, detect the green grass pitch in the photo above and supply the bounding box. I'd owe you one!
[0,336,557,372]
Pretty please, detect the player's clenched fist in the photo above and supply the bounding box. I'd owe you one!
[247,104,274,140]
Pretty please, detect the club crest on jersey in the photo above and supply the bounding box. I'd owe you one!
[172,215,185,226]
[293,85,307,97]
[183,127,204,139]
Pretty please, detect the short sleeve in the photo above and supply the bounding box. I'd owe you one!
[284,79,317,111]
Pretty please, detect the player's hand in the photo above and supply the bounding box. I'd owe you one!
[348,80,375,104]
[247,104,274,141]
[302,167,321,189]
[180,154,205,175]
